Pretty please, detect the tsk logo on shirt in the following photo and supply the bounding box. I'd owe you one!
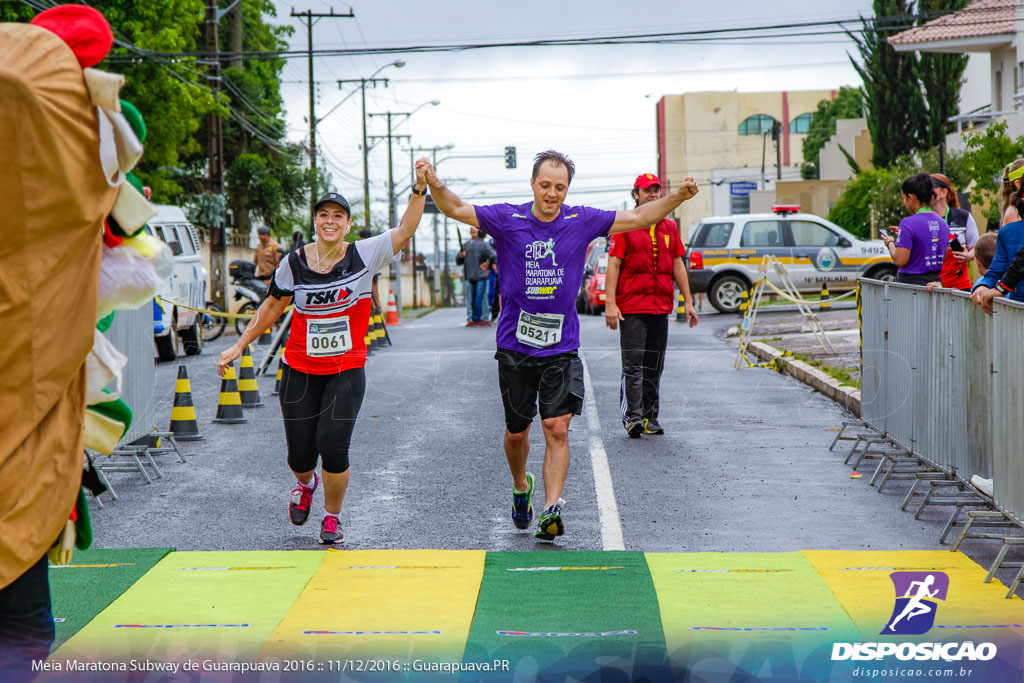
[306,286,352,306]
[525,238,558,266]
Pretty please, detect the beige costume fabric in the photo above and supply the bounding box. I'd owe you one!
[0,24,119,588]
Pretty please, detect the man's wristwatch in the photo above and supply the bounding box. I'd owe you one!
[412,186,427,196]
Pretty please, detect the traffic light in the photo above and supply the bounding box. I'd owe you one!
[771,120,781,142]
[504,146,516,169]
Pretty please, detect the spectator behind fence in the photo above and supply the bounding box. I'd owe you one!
[882,173,950,287]
[972,190,1024,314]
[973,232,997,277]
[1000,159,1024,227]
[931,174,977,291]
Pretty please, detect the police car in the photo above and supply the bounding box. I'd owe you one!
[146,205,207,361]
[687,206,894,313]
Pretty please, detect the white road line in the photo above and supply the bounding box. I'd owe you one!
[579,351,625,551]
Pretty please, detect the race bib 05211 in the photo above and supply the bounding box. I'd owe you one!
[516,310,564,348]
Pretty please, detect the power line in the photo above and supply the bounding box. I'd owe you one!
[102,7,1022,63]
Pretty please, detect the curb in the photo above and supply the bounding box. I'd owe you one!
[746,341,862,418]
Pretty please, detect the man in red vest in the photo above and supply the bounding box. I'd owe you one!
[605,173,699,437]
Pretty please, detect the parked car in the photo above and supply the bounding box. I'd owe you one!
[576,237,607,315]
[145,205,207,361]
[686,206,895,313]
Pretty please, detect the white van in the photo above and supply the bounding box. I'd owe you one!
[145,205,207,361]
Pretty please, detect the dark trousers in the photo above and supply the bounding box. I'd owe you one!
[618,313,668,424]
[0,553,54,681]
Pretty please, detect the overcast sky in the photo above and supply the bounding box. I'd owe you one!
[268,1,878,243]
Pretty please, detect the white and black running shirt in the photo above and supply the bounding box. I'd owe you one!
[269,230,397,374]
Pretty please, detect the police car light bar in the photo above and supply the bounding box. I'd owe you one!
[771,205,800,215]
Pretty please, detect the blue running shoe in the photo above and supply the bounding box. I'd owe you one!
[512,472,535,529]
[534,498,565,542]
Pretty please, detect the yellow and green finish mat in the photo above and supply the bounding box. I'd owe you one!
[48,549,1023,681]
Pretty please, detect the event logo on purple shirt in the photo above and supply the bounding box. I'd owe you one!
[880,571,949,635]
[475,201,615,355]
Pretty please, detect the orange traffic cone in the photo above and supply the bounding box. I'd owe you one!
[271,350,285,396]
[384,289,400,326]
[212,363,247,424]
[169,366,203,441]
[237,345,264,408]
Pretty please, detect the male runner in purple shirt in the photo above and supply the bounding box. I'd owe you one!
[424,150,698,541]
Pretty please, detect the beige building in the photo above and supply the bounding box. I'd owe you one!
[656,89,836,232]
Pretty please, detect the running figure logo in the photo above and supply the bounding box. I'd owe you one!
[881,571,949,635]
[526,238,557,266]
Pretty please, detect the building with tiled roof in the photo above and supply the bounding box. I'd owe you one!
[889,0,1023,140]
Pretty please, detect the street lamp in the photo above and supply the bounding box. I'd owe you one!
[336,59,404,233]
[368,99,440,315]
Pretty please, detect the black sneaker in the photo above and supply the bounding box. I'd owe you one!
[643,418,665,435]
[512,472,535,529]
[535,499,565,542]
[319,514,344,545]
[625,420,644,438]
[288,473,319,526]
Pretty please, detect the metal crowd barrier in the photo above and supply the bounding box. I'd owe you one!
[844,280,1024,596]
[104,305,157,443]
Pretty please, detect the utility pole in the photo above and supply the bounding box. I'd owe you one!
[337,76,391,234]
[413,144,456,308]
[368,112,410,314]
[205,0,226,310]
[291,8,353,218]
[772,120,782,181]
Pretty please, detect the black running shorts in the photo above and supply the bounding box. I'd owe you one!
[495,348,585,434]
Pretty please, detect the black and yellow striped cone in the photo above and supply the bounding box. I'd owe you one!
[212,363,247,424]
[169,365,203,441]
[675,294,686,322]
[271,350,285,396]
[373,309,384,349]
[367,309,380,350]
[739,287,750,313]
[237,344,264,408]
[819,284,831,311]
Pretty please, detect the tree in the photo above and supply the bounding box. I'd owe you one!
[960,122,1024,226]
[828,146,967,238]
[801,87,866,179]
[848,0,927,167]
[917,0,970,149]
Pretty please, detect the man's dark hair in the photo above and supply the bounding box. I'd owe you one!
[901,173,934,204]
[532,150,576,185]
[257,226,271,236]
[358,229,372,239]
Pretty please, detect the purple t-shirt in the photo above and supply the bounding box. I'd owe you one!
[895,211,950,274]
[475,201,616,355]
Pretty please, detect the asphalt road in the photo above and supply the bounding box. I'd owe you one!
[89,306,1016,591]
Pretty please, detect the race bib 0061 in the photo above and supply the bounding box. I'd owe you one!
[516,311,564,348]
[306,317,352,357]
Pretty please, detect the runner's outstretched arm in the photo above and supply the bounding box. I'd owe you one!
[391,157,431,254]
[610,177,699,233]
[424,164,479,227]
[218,294,291,376]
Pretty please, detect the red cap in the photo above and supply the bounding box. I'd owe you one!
[31,5,113,68]
[633,173,662,190]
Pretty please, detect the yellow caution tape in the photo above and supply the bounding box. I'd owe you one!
[741,349,793,370]
[761,281,858,306]
[155,297,293,320]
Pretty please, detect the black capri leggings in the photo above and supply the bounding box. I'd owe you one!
[278,364,366,474]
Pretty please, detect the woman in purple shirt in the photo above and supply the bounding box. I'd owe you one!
[882,173,950,286]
